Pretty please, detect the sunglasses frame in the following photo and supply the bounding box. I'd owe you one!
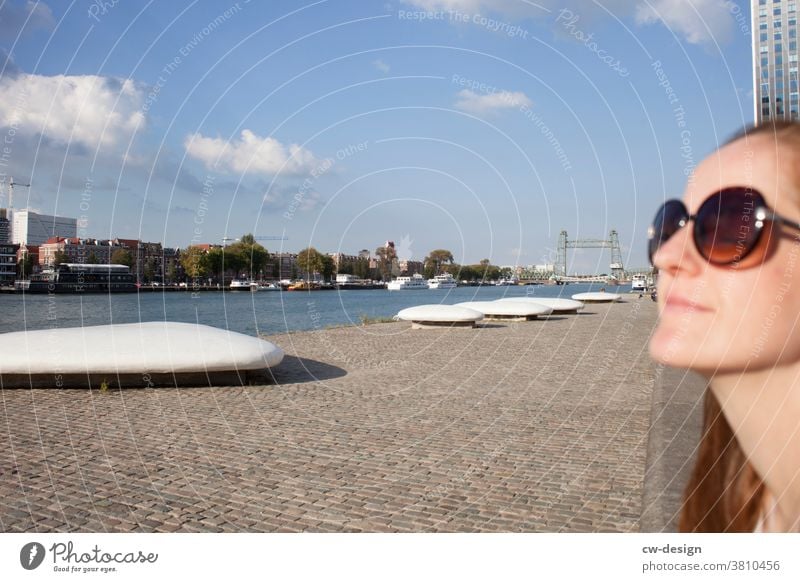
[648,187,800,266]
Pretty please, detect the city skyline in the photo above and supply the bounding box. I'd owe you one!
[0,1,756,270]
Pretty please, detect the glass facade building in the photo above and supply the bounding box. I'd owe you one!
[754,0,800,123]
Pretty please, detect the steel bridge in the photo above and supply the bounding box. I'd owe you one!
[556,229,625,279]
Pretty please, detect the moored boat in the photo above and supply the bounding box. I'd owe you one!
[388,273,429,290]
[427,273,457,289]
[229,279,254,290]
[21,263,136,293]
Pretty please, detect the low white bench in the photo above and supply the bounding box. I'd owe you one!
[571,292,622,303]
[455,300,553,321]
[496,297,585,314]
[396,305,484,329]
[0,322,284,388]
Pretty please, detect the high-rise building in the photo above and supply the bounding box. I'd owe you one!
[12,210,77,246]
[0,242,18,285]
[753,0,800,123]
[0,209,10,243]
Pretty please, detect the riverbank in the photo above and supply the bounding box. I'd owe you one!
[0,298,664,532]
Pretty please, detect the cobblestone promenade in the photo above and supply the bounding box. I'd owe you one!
[1,299,660,532]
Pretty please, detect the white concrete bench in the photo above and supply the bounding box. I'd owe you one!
[0,322,284,388]
[396,305,484,329]
[455,301,553,321]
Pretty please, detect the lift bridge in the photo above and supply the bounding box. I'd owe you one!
[555,229,625,282]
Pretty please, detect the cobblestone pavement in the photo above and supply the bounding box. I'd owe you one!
[1,298,659,532]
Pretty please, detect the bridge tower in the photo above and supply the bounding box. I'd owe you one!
[556,229,625,279]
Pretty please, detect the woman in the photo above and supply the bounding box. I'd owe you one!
[648,121,800,532]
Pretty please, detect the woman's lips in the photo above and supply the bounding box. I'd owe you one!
[662,294,713,313]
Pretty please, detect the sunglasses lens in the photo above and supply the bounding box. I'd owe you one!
[648,200,687,264]
[695,188,764,264]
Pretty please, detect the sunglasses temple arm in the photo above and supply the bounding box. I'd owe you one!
[766,212,800,233]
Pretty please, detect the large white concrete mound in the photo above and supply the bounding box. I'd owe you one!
[0,322,284,388]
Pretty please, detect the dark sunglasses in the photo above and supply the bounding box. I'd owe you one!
[648,186,800,266]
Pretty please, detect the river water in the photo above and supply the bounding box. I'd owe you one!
[0,283,633,336]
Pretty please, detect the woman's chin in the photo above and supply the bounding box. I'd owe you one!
[648,324,702,369]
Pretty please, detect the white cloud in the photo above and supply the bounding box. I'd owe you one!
[184,129,323,175]
[0,1,55,39]
[372,59,391,73]
[404,0,736,45]
[454,89,532,113]
[0,73,145,148]
[635,0,733,45]
[404,0,541,17]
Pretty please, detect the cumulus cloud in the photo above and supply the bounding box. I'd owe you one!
[184,129,323,176]
[635,0,733,45]
[0,73,145,148]
[0,0,55,41]
[454,89,532,113]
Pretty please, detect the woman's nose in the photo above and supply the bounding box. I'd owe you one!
[651,221,704,276]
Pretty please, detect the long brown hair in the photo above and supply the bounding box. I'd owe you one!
[679,121,800,532]
[679,390,765,532]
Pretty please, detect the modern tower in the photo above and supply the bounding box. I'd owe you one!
[12,210,77,246]
[753,0,800,123]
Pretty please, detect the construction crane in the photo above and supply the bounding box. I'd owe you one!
[6,176,30,210]
[222,235,288,244]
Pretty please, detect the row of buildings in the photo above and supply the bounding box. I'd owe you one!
[0,208,431,286]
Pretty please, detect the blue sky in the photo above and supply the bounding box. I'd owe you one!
[0,0,754,271]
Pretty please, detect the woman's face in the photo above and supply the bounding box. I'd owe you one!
[649,134,800,375]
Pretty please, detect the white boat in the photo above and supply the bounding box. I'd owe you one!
[387,273,429,290]
[631,274,648,292]
[255,282,281,291]
[428,273,457,289]
[495,277,519,286]
[230,279,255,290]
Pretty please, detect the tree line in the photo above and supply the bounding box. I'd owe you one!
[17,235,507,284]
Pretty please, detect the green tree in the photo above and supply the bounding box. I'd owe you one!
[180,246,209,280]
[143,257,157,283]
[206,247,225,283]
[166,262,178,284]
[297,247,323,281]
[353,257,370,280]
[16,254,35,279]
[443,262,461,277]
[86,252,99,264]
[375,245,397,281]
[469,261,500,283]
[321,254,335,283]
[228,234,269,279]
[111,248,134,268]
[53,251,69,266]
[424,249,454,277]
[458,265,477,282]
